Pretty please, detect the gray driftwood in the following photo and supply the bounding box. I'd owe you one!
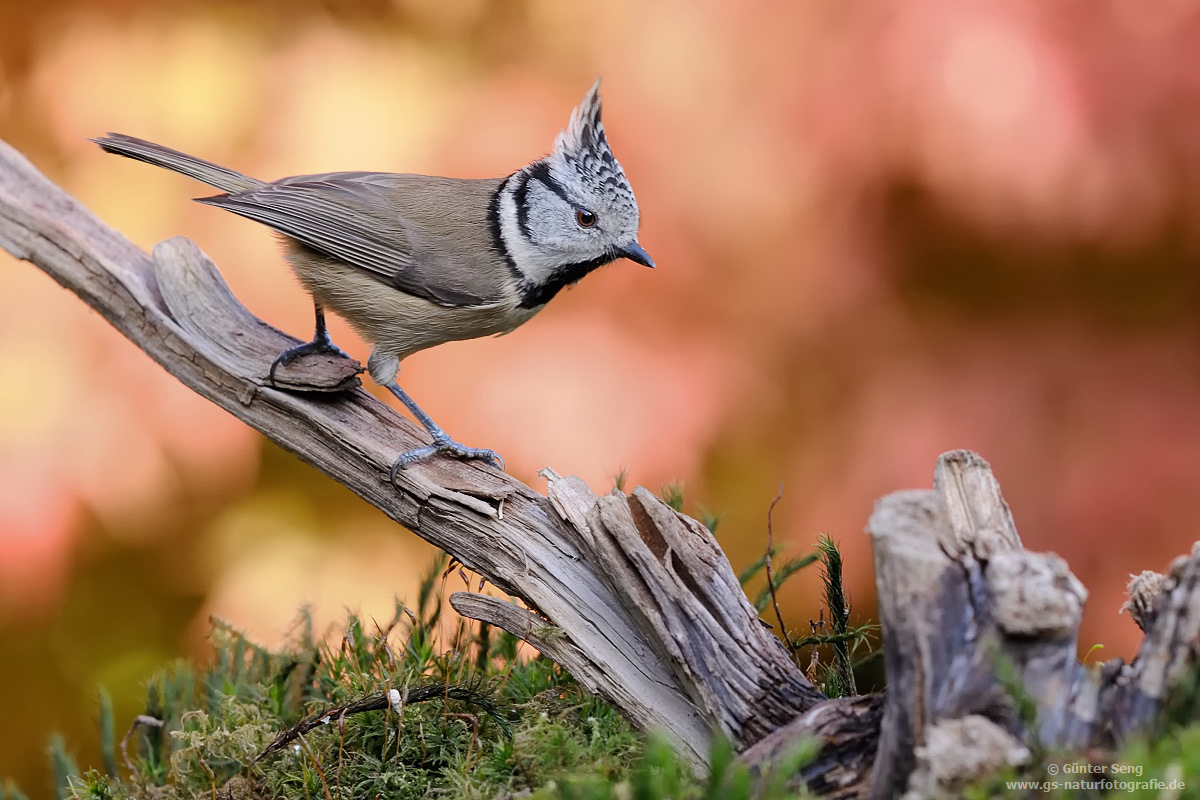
[0,138,822,769]
[741,449,1200,798]
[3,137,1198,797]
[863,450,1200,797]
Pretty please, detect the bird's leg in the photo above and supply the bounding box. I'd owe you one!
[269,303,351,385]
[383,382,504,478]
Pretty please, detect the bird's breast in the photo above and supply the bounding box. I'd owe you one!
[294,256,539,355]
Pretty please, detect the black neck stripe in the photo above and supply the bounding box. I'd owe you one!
[487,174,520,281]
[512,171,533,240]
[519,253,617,309]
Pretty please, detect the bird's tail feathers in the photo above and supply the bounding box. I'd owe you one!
[91,133,264,194]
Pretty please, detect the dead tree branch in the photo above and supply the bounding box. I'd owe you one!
[0,138,822,769]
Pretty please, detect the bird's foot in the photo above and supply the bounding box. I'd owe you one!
[269,337,352,386]
[389,432,505,481]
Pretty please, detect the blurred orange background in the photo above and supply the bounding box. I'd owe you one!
[3,0,1200,795]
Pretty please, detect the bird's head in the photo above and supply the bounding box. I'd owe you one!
[497,80,653,308]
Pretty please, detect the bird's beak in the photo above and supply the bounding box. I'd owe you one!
[619,241,656,269]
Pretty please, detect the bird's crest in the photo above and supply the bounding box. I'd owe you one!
[553,79,614,168]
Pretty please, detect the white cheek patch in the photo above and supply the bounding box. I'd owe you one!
[498,181,561,286]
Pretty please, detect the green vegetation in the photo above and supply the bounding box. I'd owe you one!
[11,513,1196,800]
[734,487,874,700]
[19,554,817,800]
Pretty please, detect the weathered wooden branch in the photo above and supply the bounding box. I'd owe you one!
[4,137,1198,797]
[0,138,824,770]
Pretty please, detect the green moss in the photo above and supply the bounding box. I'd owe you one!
[37,556,814,800]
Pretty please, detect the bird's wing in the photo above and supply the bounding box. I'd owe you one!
[197,172,504,307]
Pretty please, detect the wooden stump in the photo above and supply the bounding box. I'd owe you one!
[745,450,1200,798]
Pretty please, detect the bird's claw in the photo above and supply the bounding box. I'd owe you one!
[388,434,504,482]
[269,338,352,386]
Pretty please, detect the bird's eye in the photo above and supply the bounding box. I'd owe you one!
[576,209,597,228]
